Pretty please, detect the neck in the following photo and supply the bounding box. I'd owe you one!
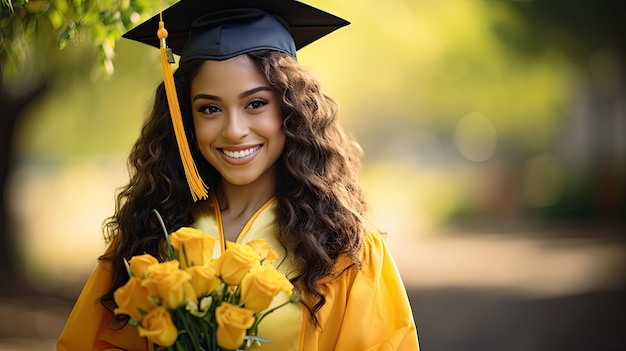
[216,176,277,219]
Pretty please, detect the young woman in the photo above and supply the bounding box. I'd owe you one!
[57,1,419,350]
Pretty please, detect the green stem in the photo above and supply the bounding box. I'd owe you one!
[153,209,175,259]
[176,308,203,350]
[207,295,218,350]
[123,257,132,277]
[249,296,296,335]
[181,243,190,267]
[222,284,230,303]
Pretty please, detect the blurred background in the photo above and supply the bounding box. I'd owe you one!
[1,0,624,350]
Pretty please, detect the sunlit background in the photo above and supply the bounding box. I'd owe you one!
[1,0,624,350]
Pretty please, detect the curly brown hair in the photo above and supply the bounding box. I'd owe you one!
[100,50,368,324]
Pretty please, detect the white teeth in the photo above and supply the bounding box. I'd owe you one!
[222,146,260,158]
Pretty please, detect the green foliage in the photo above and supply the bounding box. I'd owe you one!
[0,0,160,78]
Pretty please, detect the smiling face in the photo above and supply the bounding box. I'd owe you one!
[190,55,286,189]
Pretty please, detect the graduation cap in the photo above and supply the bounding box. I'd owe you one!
[123,0,349,62]
[122,0,349,201]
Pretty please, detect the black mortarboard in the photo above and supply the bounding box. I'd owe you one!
[121,0,348,202]
[122,0,349,63]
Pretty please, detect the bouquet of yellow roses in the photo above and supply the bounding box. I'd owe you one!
[113,210,296,350]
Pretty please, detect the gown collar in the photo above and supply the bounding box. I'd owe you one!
[194,194,277,255]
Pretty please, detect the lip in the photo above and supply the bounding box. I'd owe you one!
[217,144,262,164]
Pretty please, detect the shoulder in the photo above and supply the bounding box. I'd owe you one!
[354,219,391,264]
[358,228,397,281]
[361,226,387,257]
[318,226,389,283]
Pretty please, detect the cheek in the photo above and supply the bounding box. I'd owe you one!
[275,130,286,150]
[260,117,285,149]
[193,119,217,147]
[266,107,285,140]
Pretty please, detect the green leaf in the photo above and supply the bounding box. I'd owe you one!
[57,26,70,49]
[46,8,64,29]
[153,209,176,259]
[123,257,133,277]
[54,0,69,13]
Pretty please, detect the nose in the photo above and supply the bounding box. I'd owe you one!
[221,110,249,140]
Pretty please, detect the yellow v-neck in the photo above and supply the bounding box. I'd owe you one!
[191,195,305,350]
[211,195,276,254]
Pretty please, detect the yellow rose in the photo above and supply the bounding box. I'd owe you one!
[128,254,159,279]
[144,260,196,309]
[215,241,261,285]
[186,263,222,298]
[169,227,216,268]
[114,276,155,322]
[240,265,294,312]
[215,302,255,350]
[245,239,279,265]
[138,306,178,347]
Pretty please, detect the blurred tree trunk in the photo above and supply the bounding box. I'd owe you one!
[0,0,162,295]
[0,56,47,294]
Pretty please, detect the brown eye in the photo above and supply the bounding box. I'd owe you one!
[245,99,268,109]
[199,104,221,114]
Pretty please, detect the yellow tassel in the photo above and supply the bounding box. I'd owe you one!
[158,12,208,201]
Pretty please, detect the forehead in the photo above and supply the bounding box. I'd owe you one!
[190,55,271,93]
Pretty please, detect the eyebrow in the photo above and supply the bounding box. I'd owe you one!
[192,86,272,102]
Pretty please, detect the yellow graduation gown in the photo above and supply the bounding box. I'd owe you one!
[57,198,419,350]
